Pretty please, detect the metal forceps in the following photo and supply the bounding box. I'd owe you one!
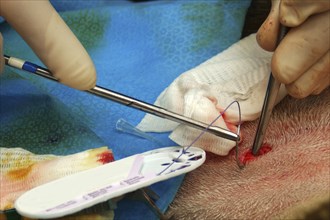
[252,25,287,155]
[4,55,239,143]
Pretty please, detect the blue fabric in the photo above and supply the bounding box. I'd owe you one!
[0,0,251,219]
[0,70,106,155]
[50,0,137,11]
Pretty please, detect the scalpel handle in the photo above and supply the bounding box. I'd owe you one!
[4,55,239,142]
[252,25,288,155]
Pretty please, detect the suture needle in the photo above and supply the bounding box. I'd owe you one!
[4,55,240,142]
[252,25,287,155]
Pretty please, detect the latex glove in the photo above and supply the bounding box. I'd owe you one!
[257,0,330,98]
[0,0,96,90]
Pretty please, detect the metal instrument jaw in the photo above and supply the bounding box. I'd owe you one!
[251,25,288,155]
[4,55,240,143]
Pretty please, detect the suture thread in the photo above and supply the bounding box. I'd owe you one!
[158,100,243,175]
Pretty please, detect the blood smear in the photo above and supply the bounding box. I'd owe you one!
[97,152,115,164]
[239,144,272,165]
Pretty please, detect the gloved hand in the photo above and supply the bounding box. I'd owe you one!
[257,0,329,98]
[0,0,96,90]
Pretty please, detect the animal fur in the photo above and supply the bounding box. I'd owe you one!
[167,88,330,219]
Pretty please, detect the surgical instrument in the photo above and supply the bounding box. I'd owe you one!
[252,25,287,155]
[4,55,240,142]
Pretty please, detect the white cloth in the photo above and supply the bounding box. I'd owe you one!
[137,34,287,155]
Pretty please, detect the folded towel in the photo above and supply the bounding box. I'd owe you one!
[138,34,288,155]
[0,147,113,211]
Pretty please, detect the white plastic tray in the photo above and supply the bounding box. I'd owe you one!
[15,146,205,219]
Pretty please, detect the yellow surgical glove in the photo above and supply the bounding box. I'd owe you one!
[0,0,96,90]
[257,0,330,98]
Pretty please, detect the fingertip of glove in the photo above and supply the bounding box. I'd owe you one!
[279,14,303,27]
[279,1,310,27]
[55,59,97,91]
[286,83,310,99]
[256,13,280,52]
[256,31,276,52]
[271,53,294,85]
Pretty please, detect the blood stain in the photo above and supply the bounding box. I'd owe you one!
[97,151,115,164]
[239,143,272,165]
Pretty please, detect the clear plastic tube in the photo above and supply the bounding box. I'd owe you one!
[116,118,164,146]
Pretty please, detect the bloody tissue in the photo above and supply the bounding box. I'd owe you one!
[240,144,272,165]
[97,151,115,164]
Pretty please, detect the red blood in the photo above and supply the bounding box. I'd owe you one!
[97,151,115,164]
[239,144,272,165]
